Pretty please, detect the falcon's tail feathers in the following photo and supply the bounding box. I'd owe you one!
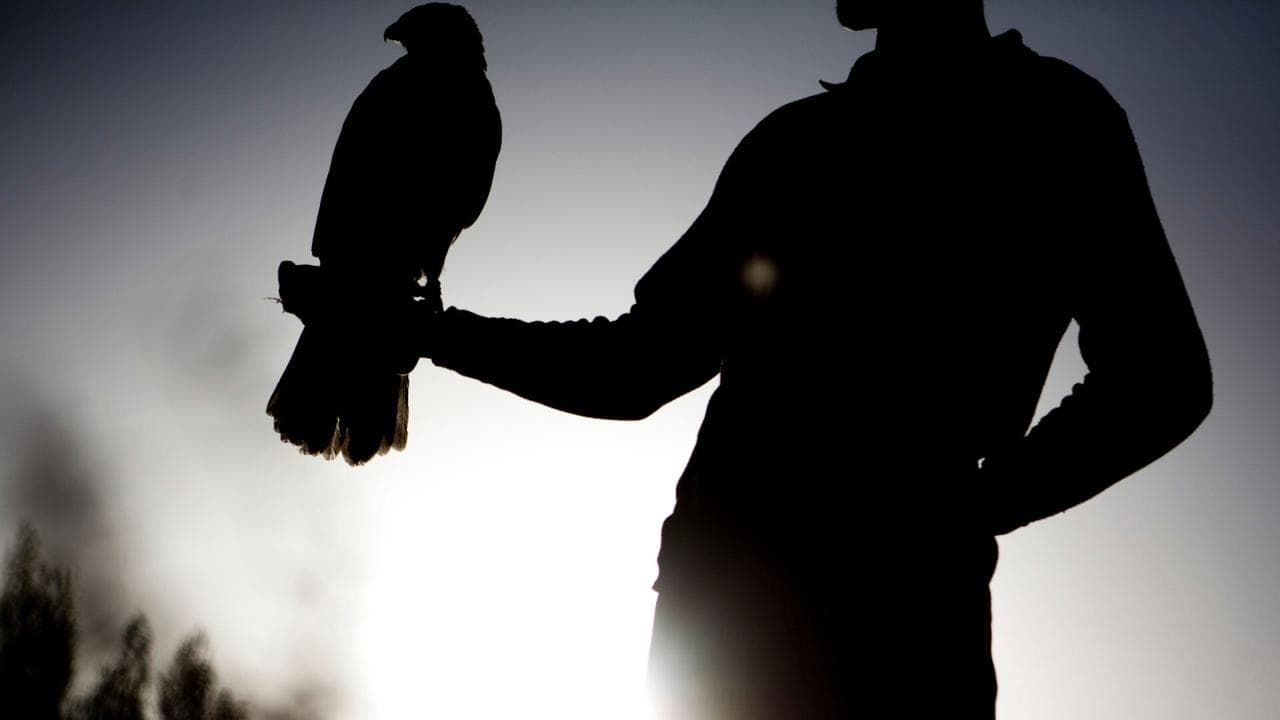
[336,370,409,466]
[267,328,343,459]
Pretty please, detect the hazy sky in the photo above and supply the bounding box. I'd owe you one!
[1,1,1277,718]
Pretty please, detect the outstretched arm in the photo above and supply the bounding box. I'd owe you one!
[428,300,719,421]
[981,82,1213,535]
[279,121,767,421]
[277,240,726,421]
[416,111,789,420]
[424,129,766,420]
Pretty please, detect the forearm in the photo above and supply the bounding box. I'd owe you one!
[430,307,720,420]
[980,74,1218,535]
[981,340,1212,535]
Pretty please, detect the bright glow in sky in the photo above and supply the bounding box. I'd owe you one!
[1,2,1278,718]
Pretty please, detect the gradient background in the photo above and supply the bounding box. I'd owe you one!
[1,1,1276,718]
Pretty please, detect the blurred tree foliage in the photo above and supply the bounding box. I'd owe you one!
[160,632,248,720]
[0,523,77,720]
[0,524,249,720]
[72,615,151,720]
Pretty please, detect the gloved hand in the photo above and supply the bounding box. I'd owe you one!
[276,260,441,374]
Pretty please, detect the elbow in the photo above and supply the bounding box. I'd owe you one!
[617,407,661,422]
[1139,327,1214,440]
[596,395,666,421]
[1184,365,1214,434]
[1182,339,1215,432]
[588,368,706,421]
[1158,352,1214,442]
[549,384,667,421]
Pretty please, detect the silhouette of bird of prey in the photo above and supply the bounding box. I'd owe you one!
[267,3,501,465]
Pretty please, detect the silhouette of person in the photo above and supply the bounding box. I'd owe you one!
[282,1,1212,717]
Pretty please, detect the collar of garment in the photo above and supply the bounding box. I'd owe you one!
[820,28,1028,92]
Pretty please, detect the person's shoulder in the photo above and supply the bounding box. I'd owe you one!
[759,90,841,128]
[731,91,842,159]
[1014,37,1127,120]
[679,89,836,186]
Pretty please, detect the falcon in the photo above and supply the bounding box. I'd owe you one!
[267,3,501,465]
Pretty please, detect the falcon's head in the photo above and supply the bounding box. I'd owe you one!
[384,3,487,70]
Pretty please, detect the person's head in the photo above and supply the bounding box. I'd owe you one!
[836,0,985,32]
